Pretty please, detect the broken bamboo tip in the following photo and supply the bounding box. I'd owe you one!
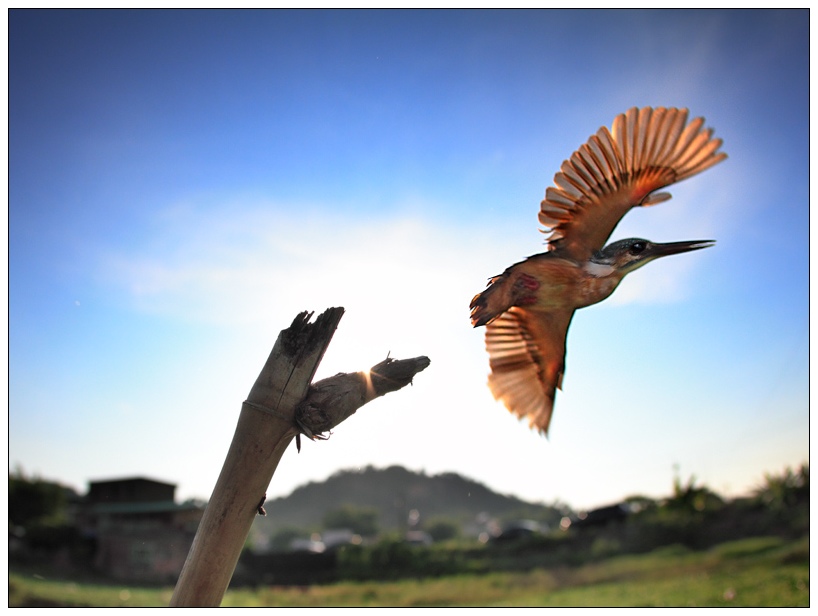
[295,354,431,444]
[282,307,346,358]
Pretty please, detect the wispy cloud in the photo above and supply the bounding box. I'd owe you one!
[110,203,431,301]
[104,180,729,329]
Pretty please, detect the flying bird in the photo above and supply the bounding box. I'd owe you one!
[470,107,726,436]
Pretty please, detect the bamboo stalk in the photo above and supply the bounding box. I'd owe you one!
[169,308,430,607]
[170,308,344,607]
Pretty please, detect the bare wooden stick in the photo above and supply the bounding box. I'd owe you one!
[170,308,344,607]
[170,309,430,607]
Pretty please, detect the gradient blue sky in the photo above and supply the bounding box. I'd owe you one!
[9,9,809,510]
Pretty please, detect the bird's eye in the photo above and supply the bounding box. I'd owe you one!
[630,241,647,255]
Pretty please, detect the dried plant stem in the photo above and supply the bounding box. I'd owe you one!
[170,308,344,607]
[296,355,431,442]
[169,309,430,607]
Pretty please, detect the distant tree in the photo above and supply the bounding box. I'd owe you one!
[664,474,723,513]
[8,471,71,527]
[754,463,809,510]
[425,518,460,542]
[323,504,379,537]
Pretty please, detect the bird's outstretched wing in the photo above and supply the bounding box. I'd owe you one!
[484,306,575,435]
[540,107,727,262]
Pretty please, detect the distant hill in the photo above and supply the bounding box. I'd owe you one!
[253,465,564,537]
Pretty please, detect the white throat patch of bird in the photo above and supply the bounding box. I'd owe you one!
[470,107,726,436]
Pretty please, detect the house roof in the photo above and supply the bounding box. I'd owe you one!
[88,476,177,489]
[87,500,204,515]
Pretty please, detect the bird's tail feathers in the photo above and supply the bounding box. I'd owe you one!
[470,273,513,328]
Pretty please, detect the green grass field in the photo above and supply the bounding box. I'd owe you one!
[9,535,809,607]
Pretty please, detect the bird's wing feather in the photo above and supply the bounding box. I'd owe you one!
[539,107,727,262]
[484,306,575,436]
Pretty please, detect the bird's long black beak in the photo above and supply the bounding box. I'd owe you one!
[647,239,715,259]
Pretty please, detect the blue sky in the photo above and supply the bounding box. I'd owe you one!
[9,9,809,511]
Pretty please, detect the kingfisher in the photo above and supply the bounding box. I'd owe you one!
[470,107,726,436]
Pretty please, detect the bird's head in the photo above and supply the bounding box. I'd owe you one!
[591,238,715,275]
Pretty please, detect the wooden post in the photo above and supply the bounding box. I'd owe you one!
[169,308,430,607]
